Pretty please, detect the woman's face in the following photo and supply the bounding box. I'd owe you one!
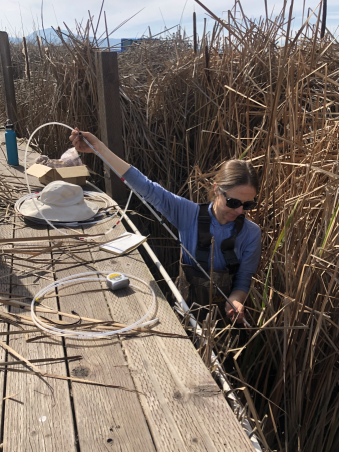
[213,183,257,225]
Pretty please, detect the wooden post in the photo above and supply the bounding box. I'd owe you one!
[0,31,18,130]
[95,51,127,202]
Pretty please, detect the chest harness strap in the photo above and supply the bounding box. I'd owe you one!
[195,204,244,274]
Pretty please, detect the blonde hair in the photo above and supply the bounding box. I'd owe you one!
[209,160,259,201]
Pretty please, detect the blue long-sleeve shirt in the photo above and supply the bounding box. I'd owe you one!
[124,166,261,293]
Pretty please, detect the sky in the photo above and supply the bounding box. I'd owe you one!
[0,0,338,40]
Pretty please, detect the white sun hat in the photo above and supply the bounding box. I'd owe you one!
[19,180,99,222]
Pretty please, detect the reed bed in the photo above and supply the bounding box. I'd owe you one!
[1,1,339,450]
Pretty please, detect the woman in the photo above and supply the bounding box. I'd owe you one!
[70,129,261,324]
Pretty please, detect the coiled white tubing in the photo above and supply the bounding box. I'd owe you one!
[24,123,156,338]
[31,271,158,339]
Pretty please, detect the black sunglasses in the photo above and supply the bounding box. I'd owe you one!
[220,189,257,210]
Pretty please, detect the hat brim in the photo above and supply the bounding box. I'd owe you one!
[20,198,99,222]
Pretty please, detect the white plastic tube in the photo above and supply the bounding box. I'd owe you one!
[24,122,74,236]
[31,271,158,339]
[23,122,133,239]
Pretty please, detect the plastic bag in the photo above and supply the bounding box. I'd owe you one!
[60,148,82,166]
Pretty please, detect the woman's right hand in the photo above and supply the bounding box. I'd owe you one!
[69,128,102,154]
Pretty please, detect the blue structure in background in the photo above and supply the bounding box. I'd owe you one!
[121,38,145,52]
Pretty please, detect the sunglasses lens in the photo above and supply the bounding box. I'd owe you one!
[226,198,242,209]
[243,201,257,210]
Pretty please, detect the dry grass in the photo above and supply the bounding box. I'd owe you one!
[1,1,339,450]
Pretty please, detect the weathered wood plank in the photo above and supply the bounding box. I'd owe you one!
[86,219,255,452]
[52,227,156,452]
[0,218,14,443]
[2,220,77,452]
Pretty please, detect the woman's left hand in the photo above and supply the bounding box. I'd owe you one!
[225,300,245,324]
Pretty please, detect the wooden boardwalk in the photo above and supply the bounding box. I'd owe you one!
[0,134,255,452]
